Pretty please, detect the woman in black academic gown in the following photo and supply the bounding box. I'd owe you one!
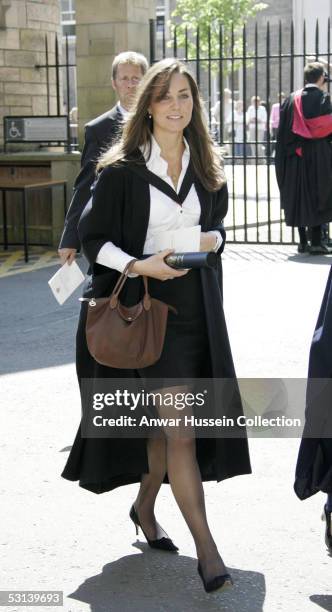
[294,267,332,552]
[62,58,251,593]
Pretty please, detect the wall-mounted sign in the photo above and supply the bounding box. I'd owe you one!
[4,116,68,144]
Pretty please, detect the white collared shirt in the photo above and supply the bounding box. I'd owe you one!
[246,104,267,126]
[141,136,201,254]
[117,101,129,118]
[96,135,223,274]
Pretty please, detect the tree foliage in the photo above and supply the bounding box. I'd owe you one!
[169,0,268,63]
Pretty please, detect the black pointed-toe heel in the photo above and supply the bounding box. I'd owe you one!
[323,504,332,552]
[197,562,233,593]
[129,504,179,552]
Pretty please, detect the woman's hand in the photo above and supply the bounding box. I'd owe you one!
[131,249,189,280]
[200,232,217,252]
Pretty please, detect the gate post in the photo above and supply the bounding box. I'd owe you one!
[75,0,155,149]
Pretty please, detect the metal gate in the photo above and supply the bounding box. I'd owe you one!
[36,34,77,152]
[149,18,332,244]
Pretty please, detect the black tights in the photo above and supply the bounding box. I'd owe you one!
[134,399,227,581]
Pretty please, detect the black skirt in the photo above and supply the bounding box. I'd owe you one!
[138,269,210,380]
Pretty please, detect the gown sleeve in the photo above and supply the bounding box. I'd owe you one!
[275,96,292,191]
[209,182,228,255]
[78,164,127,267]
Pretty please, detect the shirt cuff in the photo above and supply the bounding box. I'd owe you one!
[96,242,138,278]
[207,230,223,253]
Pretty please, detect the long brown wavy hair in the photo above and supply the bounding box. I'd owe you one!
[97,58,225,192]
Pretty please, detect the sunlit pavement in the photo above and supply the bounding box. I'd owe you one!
[1,246,331,612]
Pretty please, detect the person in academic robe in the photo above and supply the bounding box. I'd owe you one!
[294,266,332,552]
[58,51,148,265]
[275,61,332,254]
[61,58,251,594]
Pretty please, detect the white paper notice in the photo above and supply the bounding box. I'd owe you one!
[153,225,201,253]
[48,261,85,305]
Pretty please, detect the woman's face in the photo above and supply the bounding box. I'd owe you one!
[148,72,194,135]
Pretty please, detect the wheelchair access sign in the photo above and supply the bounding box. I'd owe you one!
[5,118,24,140]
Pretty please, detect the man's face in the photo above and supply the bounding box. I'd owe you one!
[112,63,144,111]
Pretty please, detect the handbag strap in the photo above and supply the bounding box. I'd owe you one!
[110,259,151,308]
[142,275,151,310]
[111,259,137,298]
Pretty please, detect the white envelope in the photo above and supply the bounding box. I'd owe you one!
[153,225,201,253]
[48,260,85,305]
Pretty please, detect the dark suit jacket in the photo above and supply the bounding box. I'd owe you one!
[59,104,123,250]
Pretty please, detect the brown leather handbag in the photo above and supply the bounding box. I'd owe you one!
[82,259,176,369]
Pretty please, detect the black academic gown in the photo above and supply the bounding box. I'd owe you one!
[61,155,252,494]
[294,267,332,499]
[275,86,332,227]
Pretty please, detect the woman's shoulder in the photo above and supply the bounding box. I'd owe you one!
[97,151,144,179]
[98,162,130,179]
[93,161,137,192]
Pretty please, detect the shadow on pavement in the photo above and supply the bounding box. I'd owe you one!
[310,595,332,611]
[287,254,332,265]
[66,547,265,612]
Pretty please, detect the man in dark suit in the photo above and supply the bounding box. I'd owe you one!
[58,51,148,265]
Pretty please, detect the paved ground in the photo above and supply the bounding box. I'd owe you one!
[0,248,60,278]
[224,165,295,243]
[1,246,332,612]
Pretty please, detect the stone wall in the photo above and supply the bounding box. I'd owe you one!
[0,0,62,149]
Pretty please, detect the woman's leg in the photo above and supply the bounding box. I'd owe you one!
[165,435,227,581]
[133,435,168,540]
[144,384,228,580]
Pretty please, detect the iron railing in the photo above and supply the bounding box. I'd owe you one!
[35,34,77,152]
[149,18,332,245]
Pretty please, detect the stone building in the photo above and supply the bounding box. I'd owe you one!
[0,0,61,147]
[0,0,155,149]
[0,0,330,147]
[0,0,154,249]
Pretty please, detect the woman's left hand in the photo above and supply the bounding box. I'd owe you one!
[200,232,216,252]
